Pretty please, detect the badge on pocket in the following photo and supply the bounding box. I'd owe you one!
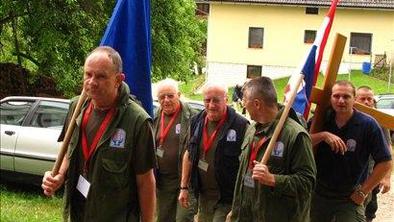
[110,128,126,148]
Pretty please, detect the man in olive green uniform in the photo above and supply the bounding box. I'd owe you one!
[153,78,197,222]
[42,46,156,222]
[179,83,249,222]
[229,77,316,222]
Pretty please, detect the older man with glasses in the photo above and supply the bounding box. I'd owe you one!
[178,83,249,222]
[153,78,197,222]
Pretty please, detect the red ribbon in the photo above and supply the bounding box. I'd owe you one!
[249,136,268,169]
[159,104,181,146]
[202,109,228,155]
[81,102,115,172]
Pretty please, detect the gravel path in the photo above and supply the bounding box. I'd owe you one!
[375,173,394,222]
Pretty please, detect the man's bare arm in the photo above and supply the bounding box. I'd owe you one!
[178,150,192,208]
[310,131,347,154]
[351,160,392,205]
[136,169,156,222]
[380,144,393,193]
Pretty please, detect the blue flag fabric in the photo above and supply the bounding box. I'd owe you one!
[101,0,153,117]
[284,0,338,118]
[284,45,316,115]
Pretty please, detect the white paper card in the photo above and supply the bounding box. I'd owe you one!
[243,170,255,188]
[77,175,91,198]
[156,148,164,158]
[198,160,209,172]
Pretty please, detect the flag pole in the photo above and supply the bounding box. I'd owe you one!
[51,90,87,176]
[260,74,304,164]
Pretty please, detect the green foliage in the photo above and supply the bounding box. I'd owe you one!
[0,0,114,97]
[1,0,206,97]
[151,0,206,82]
[179,74,205,100]
[370,67,394,83]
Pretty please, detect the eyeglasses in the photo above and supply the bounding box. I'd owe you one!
[158,93,175,100]
[203,97,224,104]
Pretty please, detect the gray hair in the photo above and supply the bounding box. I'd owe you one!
[155,78,179,96]
[243,76,277,107]
[87,46,123,73]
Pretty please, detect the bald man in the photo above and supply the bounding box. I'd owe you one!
[42,46,156,222]
[356,86,392,222]
[178,83,249,222]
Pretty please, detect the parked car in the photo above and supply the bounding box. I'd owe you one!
[0,96,69,184]
[375,94,394,116]
[0,96,204,184]
[374,94,394,143]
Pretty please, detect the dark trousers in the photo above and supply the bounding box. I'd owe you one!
[365,187,379,220]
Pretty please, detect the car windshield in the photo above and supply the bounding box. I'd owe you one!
[0,100,34,126]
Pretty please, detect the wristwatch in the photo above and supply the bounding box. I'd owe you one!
[355,185,367,198]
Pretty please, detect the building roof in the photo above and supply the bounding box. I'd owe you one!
[201,0,394,9]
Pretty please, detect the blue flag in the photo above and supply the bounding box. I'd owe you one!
[284,0,338,118]
[101,0,153,117]
[284,45,316,115]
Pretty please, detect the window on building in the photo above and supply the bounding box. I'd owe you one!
[247,65,262,78]
[248,27,264,48]
[306,7,319,14]
[304,30,316,43]
[196,3,209,16]
[350,32,372,55]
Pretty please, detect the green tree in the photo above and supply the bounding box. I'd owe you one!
[1,0,206,97]
[151,0,206,82]
[1,0,114,97]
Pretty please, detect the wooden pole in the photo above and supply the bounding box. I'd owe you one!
[261,74,304,164]
[310,33,347,134]
[51,90,87,176]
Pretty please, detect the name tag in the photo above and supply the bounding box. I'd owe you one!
[243,170,255,188]
[156,147,164,158]
[198,160,209,172]
[77,175,91,198]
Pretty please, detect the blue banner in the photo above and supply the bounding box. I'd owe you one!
[101,0,153,116]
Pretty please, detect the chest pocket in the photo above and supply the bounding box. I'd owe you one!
[101,148,129,189]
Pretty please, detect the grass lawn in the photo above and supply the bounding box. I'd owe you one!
[0,182,63,222]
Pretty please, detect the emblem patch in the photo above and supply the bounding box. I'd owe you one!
[175,123,181,134]
[346,139,357,152]
[271,141,284,157]
[110,128,126,148]
[227,129,237,141]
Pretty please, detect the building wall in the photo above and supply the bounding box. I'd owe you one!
[206,3,394,85]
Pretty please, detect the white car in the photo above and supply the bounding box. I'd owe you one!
[375,94,394,116]
[0,96,204,184]
[0,96,69,183]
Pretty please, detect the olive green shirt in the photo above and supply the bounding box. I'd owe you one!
[63,83,155,222]
[231,106,316,222]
